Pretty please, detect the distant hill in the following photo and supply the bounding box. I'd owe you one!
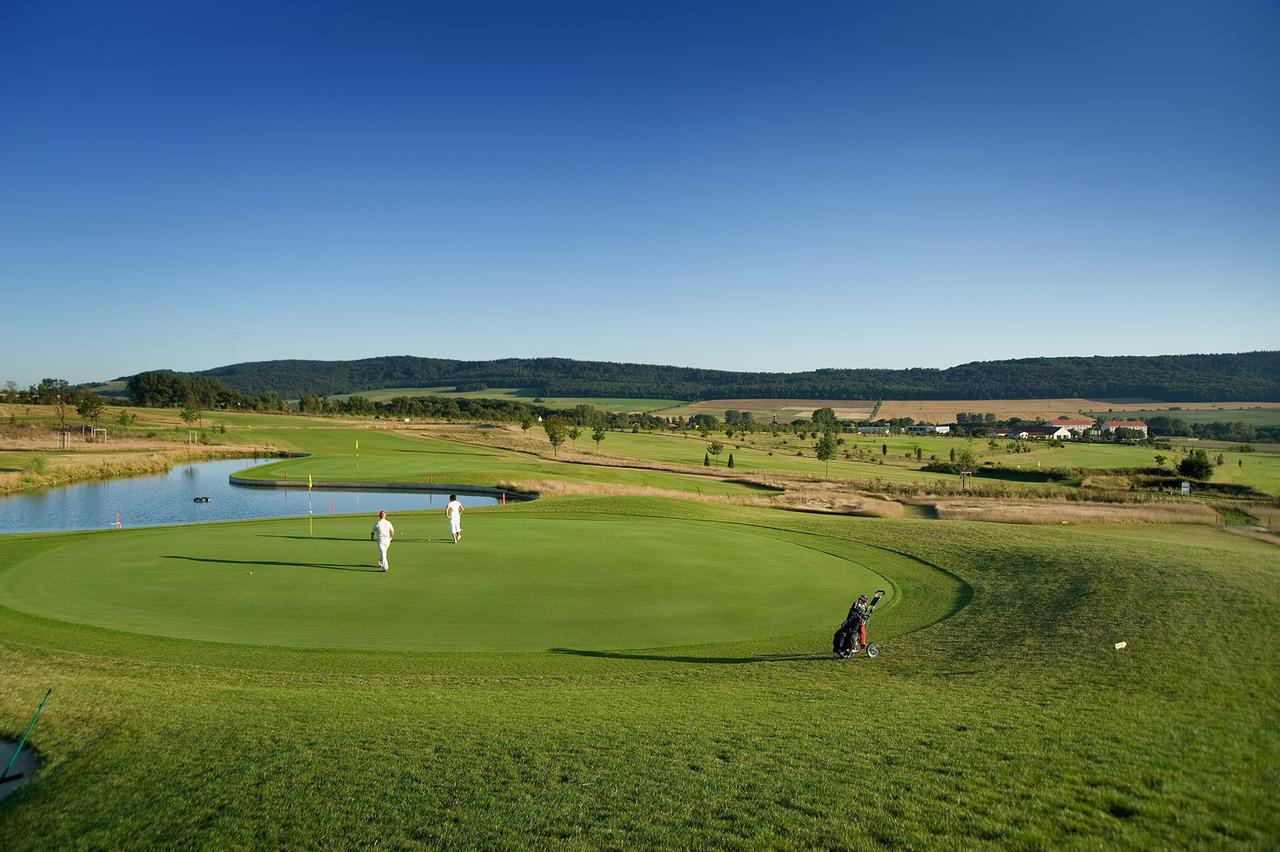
[167,352,1280,403]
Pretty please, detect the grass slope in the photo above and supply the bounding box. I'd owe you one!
[1,498,1276,847]
[216,423,769,497]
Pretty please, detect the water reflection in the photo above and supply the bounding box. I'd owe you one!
[0,458,503,534]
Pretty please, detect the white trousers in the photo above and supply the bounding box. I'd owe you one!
[376,539,391,569]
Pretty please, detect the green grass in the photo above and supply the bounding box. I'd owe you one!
[580,429,965,485]
[224,426,767,497]
[0,511,910,651]
[1,497,1276,846]
[595,430,1280,495]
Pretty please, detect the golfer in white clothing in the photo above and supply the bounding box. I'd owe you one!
[445,495,464,543]
[371,510,395,571]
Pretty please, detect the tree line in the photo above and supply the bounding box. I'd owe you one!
[175,351,1280,402]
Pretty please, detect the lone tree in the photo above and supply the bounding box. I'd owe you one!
[727,453,735,468]
[543,416,568,456]
[815,431,838,475]
[881,442,888,456]
[568,426,581,447]
[954,443,979,488]
[704,452,710,466]
[592,425,606,453]
[811,407,839,431]
[1178,449,1214,480]
[180,396,201,427]
[520,416,535,433]
[76,391,106,424]
[707,440,724,464]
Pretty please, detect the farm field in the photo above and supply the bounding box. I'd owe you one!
[877,398,1280,423]
[1085,407,1280,427]
[1,497,1275,846]
[663,398,877,422]
[328,386,686,412]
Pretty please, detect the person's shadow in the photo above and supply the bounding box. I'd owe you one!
[162,555,380,573]
[550,648,831,665]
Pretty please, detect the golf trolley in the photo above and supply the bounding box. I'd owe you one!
[833,589,886,659]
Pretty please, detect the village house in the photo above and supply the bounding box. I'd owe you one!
[1103,420,1149,437]
[857,425,891,436]
[1009,425,1073,440]
[1047,418,1094,434]
[906,424,952,436]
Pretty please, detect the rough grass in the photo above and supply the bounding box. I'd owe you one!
[0,448,266,496]
[663,398,877,422]
[0,499,1277,847]
[928,498,1221,525]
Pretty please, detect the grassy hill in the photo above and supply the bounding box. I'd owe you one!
[162,351,1280,402]
[1,497,1275,846]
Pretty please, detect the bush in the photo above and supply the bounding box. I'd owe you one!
[1178,450,1214,480]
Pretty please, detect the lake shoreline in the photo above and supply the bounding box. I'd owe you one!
[0,447,277,497]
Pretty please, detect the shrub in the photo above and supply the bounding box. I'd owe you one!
[1178,450,1214,480]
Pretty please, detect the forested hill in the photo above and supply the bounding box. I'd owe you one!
[171,352,1280,402]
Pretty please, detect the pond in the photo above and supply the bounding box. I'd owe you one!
[0,458,503,534]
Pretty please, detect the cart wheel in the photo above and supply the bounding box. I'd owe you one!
[867,643,881,659]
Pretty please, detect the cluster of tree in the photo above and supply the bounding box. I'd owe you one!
[126,370,276,412]
[1,378,114,431]
[1145,416,1280,444]
[172,351,1279,402]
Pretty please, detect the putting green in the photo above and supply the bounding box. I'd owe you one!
[0,512,902,652]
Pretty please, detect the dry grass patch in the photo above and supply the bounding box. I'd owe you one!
[876,398,1280,423]
[497,477,904,518]
[0,447,270,496]
[928,498,1219,525]
[664,398,877,422]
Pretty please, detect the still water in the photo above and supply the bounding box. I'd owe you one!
[0,458,501,534]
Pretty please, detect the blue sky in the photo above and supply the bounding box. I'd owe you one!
[2,1,1277,386]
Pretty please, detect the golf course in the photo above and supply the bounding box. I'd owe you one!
[1,420,1277,847]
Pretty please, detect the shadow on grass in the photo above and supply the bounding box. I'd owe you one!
[393,447,495,458]
[257,535,451,545]
[162,555,381,573]
[550,648,832,665]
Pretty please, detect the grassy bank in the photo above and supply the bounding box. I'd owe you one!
[0,499,1275,846]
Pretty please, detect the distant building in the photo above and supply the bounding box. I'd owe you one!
[1011,425,1072,440]
[1047,418,1094,434]
[906,424,952,435]
[857,425,891,436]
[1103,420,1148,437]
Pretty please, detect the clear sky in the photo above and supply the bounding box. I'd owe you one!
[2,1,1277,387]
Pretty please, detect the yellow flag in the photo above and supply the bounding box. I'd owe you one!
[355,440,359,450]
[308,473,313,490]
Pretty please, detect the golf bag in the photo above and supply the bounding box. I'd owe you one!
[833,589,885,659]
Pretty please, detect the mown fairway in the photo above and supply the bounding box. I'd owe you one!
[1,495,1276,847]
[216,423,768,497]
